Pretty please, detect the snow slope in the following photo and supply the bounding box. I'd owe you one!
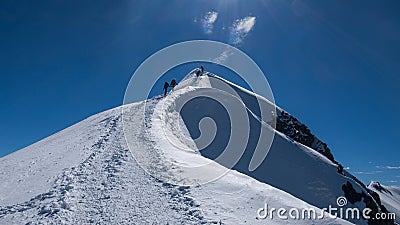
[149,75,353,224]
[368,181,400,224]
[0,88,351,225]
[0,69,386,224]
[0,101,204,224]
[167,71,395,225]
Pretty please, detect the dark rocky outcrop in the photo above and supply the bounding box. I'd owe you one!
[276,110,337,164]
[342,181,395,225]
[369,182,393,196]
[276,109,395,225]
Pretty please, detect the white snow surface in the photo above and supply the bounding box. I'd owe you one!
[0,72,359,224]
[368,181,400,224]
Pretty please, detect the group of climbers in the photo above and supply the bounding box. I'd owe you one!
[163,79,177,96]
[162,66,204,96]
[195,66,204,77]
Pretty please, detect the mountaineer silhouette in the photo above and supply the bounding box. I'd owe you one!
[196,66,205,77]
[170,79,177,90]
[163,82,169,96]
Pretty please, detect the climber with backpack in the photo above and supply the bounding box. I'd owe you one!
[170,79,177,90]
[163,81,169,96]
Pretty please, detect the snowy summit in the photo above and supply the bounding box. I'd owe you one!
[0,70,398,225]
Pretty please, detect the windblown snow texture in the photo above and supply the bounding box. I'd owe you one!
[0,101,203,224]
[0,70,396,224]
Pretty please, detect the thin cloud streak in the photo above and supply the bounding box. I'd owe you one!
[353,171,383,175]
[213,49,234,64]
[385,180,398,183]
[376,166,400,170]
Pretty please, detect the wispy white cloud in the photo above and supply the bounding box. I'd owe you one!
[376,166,400,170]
[229,16,256,45]
[213,49,234,64]
[385,180,398,183]
[386,166,400,169]
[236,17,256,33]
[353,171,383,175]
[201,11,218,34]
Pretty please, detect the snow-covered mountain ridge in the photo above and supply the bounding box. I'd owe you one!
[160,71,397,225]
[368,181,400,224]
[0,70,397,224]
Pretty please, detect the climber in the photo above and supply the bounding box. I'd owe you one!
[170,79,177,90]
[163,82,169,96]
[195,66,205,77]
[195,70,201,77]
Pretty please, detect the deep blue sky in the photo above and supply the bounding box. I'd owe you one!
[1,0,399,185]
